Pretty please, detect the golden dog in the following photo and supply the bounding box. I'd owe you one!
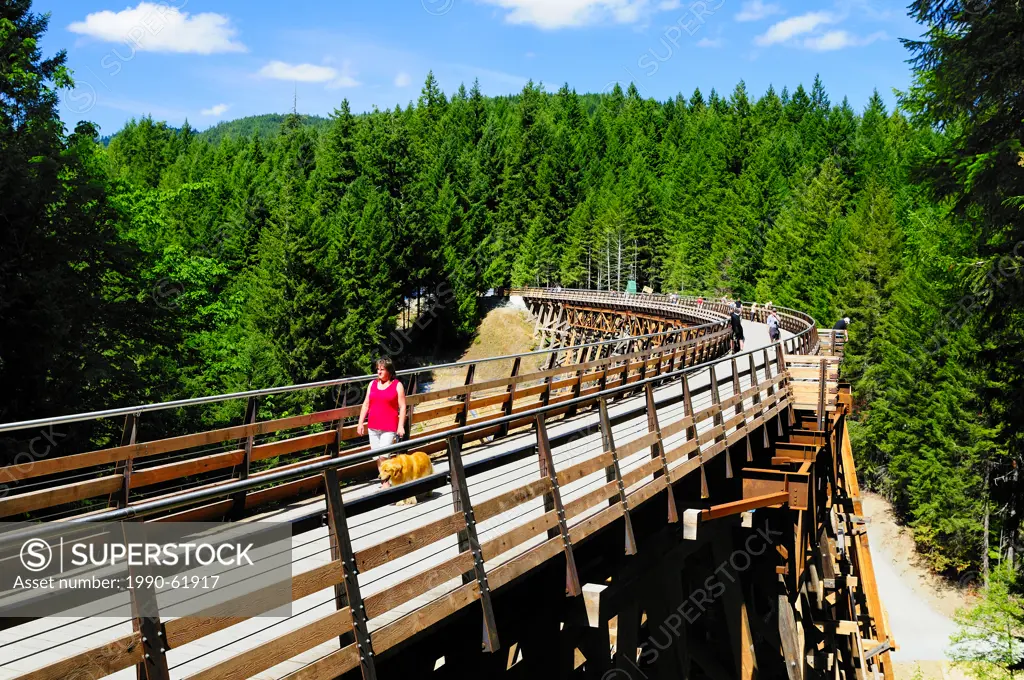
[378,452,434,505]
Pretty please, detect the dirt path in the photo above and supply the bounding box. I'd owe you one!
[863,492,975,679]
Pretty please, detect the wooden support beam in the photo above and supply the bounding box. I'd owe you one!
[778,584,803,680]
[814,620,860,636]
[701,491,789,521]
[713,534,758,680]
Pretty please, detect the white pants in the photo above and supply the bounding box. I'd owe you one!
[369,428,397,451]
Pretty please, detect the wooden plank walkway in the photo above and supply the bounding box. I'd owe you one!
[0,320,791,680]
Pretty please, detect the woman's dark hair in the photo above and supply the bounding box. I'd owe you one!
[375,357,396,380]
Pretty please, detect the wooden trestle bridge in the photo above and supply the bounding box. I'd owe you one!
[0,288,891,680]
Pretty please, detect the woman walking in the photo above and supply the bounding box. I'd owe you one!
[357,358,407,457]
[767,309,781,343]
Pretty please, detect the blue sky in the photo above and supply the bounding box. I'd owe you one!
[37,0,925,135]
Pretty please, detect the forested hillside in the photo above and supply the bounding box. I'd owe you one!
[0,1,1020,579]
[198,113,330,144]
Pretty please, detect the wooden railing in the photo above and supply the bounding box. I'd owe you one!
[0,290,825,680]
[0,306,738,523]
[1,344,796,680]
[513,287,820,355]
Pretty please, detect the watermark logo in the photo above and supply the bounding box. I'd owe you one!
[422,0,455,15]
[20,539,53,573]
[0,522,292,619]
[152,278,185,309]
[63,81,97,114]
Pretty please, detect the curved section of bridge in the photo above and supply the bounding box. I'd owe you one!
[0,289,888,680]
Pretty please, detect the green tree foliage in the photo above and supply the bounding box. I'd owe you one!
[902,0,1024,575]
[0,2,154,458]
[950,564,1024,680]
[2,0,1019,577]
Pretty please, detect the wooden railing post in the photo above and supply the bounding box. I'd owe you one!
[230,395,257,518]
[456,363,476,428]
[323,467,378,680]
[598,398,638,554]
[124,521,169,680]
[765,348,783,437]
[499,357,521,437]
[447,436,501,652]
[535,414,582,597]
[682,374,709,498]
[666,330,681,375]
[732,358,752,462]
[816,358,827,432]
[644,383,679,523]
[709,364,732,479]
[749,354,767,449]
[598,348,609,392]
[776,344,795,427]
[404,373,418,437]
[567,350,584,417]
[325,418,353,647]
[112,412,138,509]
[540,350,558,407]
[618,350,630,399]
[638,338,651,384]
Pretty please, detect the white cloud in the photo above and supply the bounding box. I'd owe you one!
[755,11,836,46]
[657,0,681,9]
[735,0,782,22]
[697,37,723,47]
[258,61,337,82]
[201,103,230,116]
[326,60,361,89]
[478,0,658,29]
[394,71,412,87]
[803,29,886,50]
[68,2,244,54]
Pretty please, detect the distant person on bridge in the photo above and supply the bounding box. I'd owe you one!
[834,316,851,332]
[357,357,407,465]
[730,304,745,352]
[767,309,781,343]
[696,296,704,307]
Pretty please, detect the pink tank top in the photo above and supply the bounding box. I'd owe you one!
[367,379,400,432]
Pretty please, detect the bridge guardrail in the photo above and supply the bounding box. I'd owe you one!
[0,289,828,680]
[1,330,799,680]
